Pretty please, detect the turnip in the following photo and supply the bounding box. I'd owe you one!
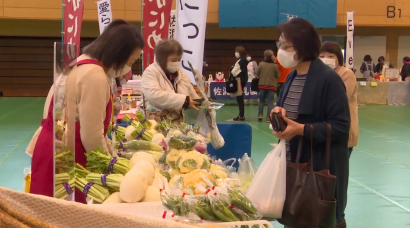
[130,152,156,168]
[148,120,157,129]
[103,192,124,204]
[152,133,165,143]
[194,142,207,154]
[141,186,161,202]
[119,170,148,203]
[125,126,136,141]
[133,160,155,185]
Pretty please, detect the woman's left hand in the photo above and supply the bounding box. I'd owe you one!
[273,115,305,141]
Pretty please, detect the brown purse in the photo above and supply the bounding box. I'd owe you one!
[278,124,337,228]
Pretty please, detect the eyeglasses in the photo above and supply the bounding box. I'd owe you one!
[276,41,293,50]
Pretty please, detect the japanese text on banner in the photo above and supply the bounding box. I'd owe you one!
[97,0,113,34]
[168,10,177,39]
[142,0,172,69]
[346,12,354,70]
[176,0,208,85]
[63,0,84,65]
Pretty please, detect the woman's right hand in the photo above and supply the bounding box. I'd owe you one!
[189,97,199,110]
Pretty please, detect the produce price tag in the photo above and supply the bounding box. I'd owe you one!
[370,82,378,87]
[360,81,367,86]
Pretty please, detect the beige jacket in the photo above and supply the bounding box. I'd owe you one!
[65,55,113,153]
[142,62,199,111]
[336,66,359,148]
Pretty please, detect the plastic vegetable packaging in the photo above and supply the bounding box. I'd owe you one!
[168,134,197,150]
[237,153,258,191]
[115,140,163,152]
[176,150,210,173]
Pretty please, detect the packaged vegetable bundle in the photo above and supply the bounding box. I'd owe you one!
[176,150,210,173]
[160,182,190,217]
[107,124,127,142]
[123,114,154,141]
[135,111,152,129]
[168,169,215,195]
[75,176,110,203]
[115,140,163,152]
[85,147,130,175]
[74,163,91,178]
[54,173,74,199]
[238,153,258,192]
[86,173,124,192]
[168,134,197,150]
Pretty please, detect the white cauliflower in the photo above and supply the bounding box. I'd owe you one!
[177,150,210,174]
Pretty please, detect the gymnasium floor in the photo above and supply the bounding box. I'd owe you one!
[0,97,409,227]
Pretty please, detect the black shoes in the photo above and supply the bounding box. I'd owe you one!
[233,116,245,121]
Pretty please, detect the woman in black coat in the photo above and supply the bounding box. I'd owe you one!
[231,46,249,121]
[271,18,350,228]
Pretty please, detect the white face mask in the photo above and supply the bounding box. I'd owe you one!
[246,56,251,61]
[117,65,132,77]
[167,61,180,73]
[320,57,337,69]
[235,52,240,58]
[277,49,299,68]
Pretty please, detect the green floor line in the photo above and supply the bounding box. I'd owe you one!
[0,135,32,166]
[0,99,38,121]
[349,177,410,213]
[360,114,410,130]
[359,127,410,146]
[357,149,410,169]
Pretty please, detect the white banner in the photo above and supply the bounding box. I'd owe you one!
[168,10,177,39]
[176,0,208,85]
[346,12,354,69]
[97,0,113,35]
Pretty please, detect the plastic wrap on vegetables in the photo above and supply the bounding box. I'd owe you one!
[228,187,262,220]
[168,134,197,150]
[165,149,188,168]
[168,169,215,195]
[115,140,163,152]
[238,153,258,192]
[160,181,190,217]
[176,150,211,173]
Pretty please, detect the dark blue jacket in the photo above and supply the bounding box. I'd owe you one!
[276,58,350,218]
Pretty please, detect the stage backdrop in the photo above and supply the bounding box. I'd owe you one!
[219,0,337,28]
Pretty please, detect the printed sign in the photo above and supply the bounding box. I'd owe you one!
[209,82,259,100]
[97,0,113,34]
[63,0,85,65]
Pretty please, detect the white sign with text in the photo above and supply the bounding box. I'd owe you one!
[97,0,113,34]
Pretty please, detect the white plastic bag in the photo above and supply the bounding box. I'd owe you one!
[237,153,258,191]
[245,140,286,219]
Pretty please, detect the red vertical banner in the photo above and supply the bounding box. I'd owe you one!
[64,0,85,65]
[142,0,173,69]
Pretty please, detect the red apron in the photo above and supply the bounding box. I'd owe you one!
[75,59,113,203]
[30,98,55,197]
[30,59,113,204]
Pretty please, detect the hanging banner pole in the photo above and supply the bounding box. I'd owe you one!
[97,0,113,35]
[346,12,354,70]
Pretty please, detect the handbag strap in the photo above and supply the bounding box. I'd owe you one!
[325,123,331,170]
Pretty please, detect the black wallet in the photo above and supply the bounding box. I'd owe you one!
[271,112,287,133]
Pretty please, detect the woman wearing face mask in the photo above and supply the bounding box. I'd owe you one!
[65,19,144,203]
[142,39,200,122]
[270,18,350,228]
[231,46,249,121]
[320,41,358,158]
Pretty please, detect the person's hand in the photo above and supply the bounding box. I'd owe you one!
[272,114,305,141]
[270,106,286,119]
[189,97,199,110]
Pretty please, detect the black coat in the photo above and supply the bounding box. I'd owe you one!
[276,58,350,219]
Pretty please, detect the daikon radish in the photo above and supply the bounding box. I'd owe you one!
[148,120,157,130]
[103,192,124,204]
[125,126,136,141]
[119,170,148,203]
[152,133,165,143]
[141,186,161,202]
[133,160,155,185]
[130,152,156,167]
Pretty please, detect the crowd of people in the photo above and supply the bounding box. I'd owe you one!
[360,54,410,81]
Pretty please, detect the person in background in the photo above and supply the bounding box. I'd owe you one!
[320,41,359,158]
[272,18,350,228]
[400,56,410,81]
[360,55,375,78]
[202,53,208,75]
[375,56,393,73]
[275,53,293,97]
[231,46,249,121]
[142,39,200,122]
[247,54,258,82]
[256,50,280,122]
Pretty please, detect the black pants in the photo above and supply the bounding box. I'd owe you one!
[236,80,247,117]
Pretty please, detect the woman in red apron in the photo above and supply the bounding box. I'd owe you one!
[30,19,144,203]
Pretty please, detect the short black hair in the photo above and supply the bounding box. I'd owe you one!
[154,39,183,71]
[404,56,410,62]
[235,46,246,58]
[364,55,372,62]
[277,18,321,62]
[378,56,385,62]
[320,42,344,66]
[83,19,144,71]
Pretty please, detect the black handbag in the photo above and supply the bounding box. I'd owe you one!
[251,78,259,92]
[226,74,238,93]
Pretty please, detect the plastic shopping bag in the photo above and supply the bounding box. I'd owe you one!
[237,153,258,191]
[245,140,286,219]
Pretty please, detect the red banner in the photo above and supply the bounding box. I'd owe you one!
[142,0,173,69]
[63,0,85,65]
